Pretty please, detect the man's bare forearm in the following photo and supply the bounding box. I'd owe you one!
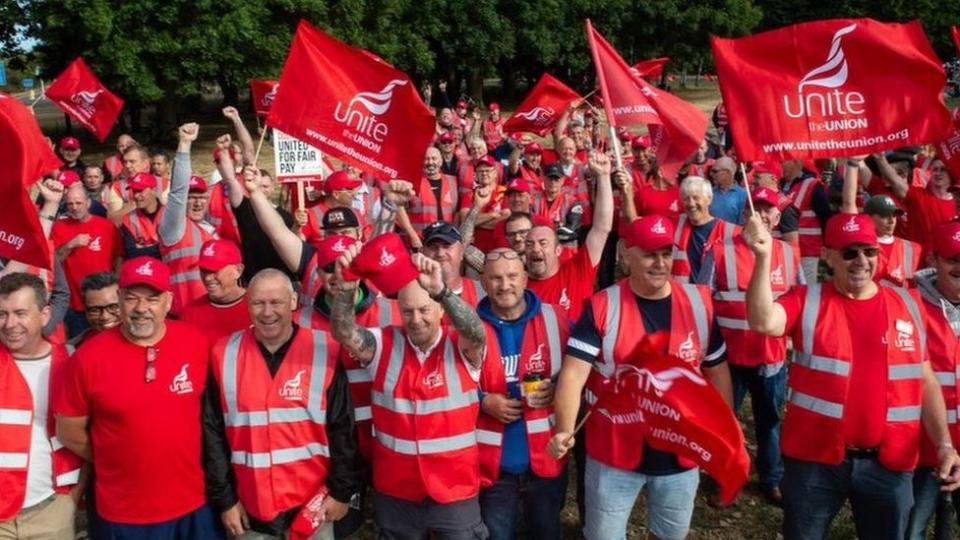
[460,203,481,248]
[329,287,376,364]
[371,202,398,239]
[440,292,485,346]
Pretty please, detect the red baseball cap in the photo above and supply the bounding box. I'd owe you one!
[474,155,497,169]
[618,129,636,142]
[531,215,555,229]
[188,175,208,193]
[56,169,81,188]
[625,215,675,251]
[316,235,358,268]
[750,187,781,208]
[934,221,960,259]
[60,136,81,150]
[456,100,468,109]
[524,142,543,154]
[198,239,242,272]
[342,233,419,297]
[324,171,362,192]
[507,178,531,193]
[631,136,651,149]
[128,172,158,191]
[439,131,455,143]
[824,213,877,249]
[488,102,500,113]
[751,160,783,179]
[119,256,171,292]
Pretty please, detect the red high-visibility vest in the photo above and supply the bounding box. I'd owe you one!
[532,192,578,226]
[710,228,800,366]
[785,177,823,258]
[212,328,336,522]
[482,119,505,148]
[584,279,713,470]
[371,327,480,503]
[407,175,459,235]
[782,284,925,471]
[518,166,544,192]
[206,183,241,245]
[295,296,400,459]
[877,236,922,288]
[919,287,960,466]
[103,155,123,181]
[121,206,163,248]
[160,220,216,310]
[0,344,82,520]
[477,304,568,485]
[457,161,505,201]
[672,215,738,280]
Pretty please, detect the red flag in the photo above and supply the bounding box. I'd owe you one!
[712,19,953,161]
[585,20,707,179]
[502,73,581,136]
[934,111,960,181]
[0,93,62,268]
[249,79,279,117]
[45,58,124,142]
[632,57,670,80]
[267,20,435,181]
[952,26,960,54]
[595,333,750,504]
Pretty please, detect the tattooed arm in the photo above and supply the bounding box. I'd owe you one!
[329,243,378,365]
[459,184,490,274]
[370,180,415,239]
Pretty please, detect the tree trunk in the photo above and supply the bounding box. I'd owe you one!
[468,67,484,105]
[219,74,239,107]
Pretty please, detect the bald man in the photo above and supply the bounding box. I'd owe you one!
[708,157,748,225]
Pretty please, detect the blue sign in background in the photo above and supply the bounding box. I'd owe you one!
[0,63,6,86]
[22,78,34,89]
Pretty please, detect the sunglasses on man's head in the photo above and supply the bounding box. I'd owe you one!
[841,247,879,260]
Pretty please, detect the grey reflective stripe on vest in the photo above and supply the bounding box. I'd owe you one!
[887,406,922,422]
[888,286,927,363]
[679,283,709,351]
[936,371,957,386]
[797,286,851,376]
[793,352,850,376]
[0,408,31,425]
[717,317,749,331]
[0,452,28,468]
[949,410,958,425]
[301,260,320,308]
[788,389,843,419]
[888,364,923,381]
[346,369,372,384]
[795,179,814,211]
[372,328,477,414]
[797,227,821,236]
[721,224,738,291]
[165,223,203,262]
[222,330,330,427]
[377,297,393,327]
[476,428,502,446]
[170,270,201,284]
[540,304,563,378]
[782,241,796,286]
[471,279,487,302]
[527,415,554,434]
[231,442,330,469]
[902,241,915,279]
[715,291,746,302]
[298,308,313,327]
[801,286,821,354]
[600,285,622,377]
[375,430,476,455]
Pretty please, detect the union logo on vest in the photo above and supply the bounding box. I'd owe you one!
[677,331,698,362]
[280,369,306,400]
[894,319,916,352]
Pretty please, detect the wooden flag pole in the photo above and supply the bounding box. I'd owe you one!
[253,126,268,166]
[740,162,755,215]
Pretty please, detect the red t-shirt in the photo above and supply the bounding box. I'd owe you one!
[778,285,887,448]
[179,295,251,341]
[904,186,956,259]
[51,216,120,311]
[635,185,681,222]
[460,187,506,253]
[527,247,597,322]
[57,322,209,523]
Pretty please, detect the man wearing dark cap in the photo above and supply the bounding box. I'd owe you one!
[180,239,249,340]
[421,221,486,307]
[532,163,581,237]
[864,195,921,287]
[551,215,731,540]
[57,136,85,178]
[746,212,960,539]
[321,207,363,240]
[698,187,804,505]
[302,171,366,246]
[57,257,221,538]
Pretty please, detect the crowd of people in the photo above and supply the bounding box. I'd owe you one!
[2,91,960,540]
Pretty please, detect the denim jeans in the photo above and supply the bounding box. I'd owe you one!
[479,468,567,540]
[781,455,913,540]
[730,363,786,489]
[906,466,959,540]
[583,457,699,540]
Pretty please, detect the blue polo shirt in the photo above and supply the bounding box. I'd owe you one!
[709,183,747,225]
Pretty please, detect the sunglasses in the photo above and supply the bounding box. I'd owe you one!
[145,346,158,383]
[485,250,521,262]
[841,247,879,260]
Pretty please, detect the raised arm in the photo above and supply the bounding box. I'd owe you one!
[744,213,787,336]
[370,180,415,239]
[872,152,909,200]
[460,183,491,273]
[616,169,638,223]
[223,106,256,167]
[329,243,378,365]
[36,178,65,238]
[840,156,864,214]
[244,167,303,272]
[159,122,196,246]
[584,151,614,265]
[215,134,245,208]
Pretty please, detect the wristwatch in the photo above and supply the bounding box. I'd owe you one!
[429,285,452,302]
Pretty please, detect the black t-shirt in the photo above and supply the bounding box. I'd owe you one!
[567,292,726,475]
[233,197,297,283]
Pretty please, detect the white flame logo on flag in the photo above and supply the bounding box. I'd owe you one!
[70,89,104,119]
[514,106,555,127]
[334,79,408,144]
[262,83,279,108]
[345,79,407,116]
[615,364,706,397]
[379,246,396,267]
[798,24,856,91]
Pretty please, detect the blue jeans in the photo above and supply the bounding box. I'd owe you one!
[97,504,223,540]
[730,363,785,488]
[479,468,567,540]
[583,457,699,540]
[781,456,913,540]
[906,466,959,540]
